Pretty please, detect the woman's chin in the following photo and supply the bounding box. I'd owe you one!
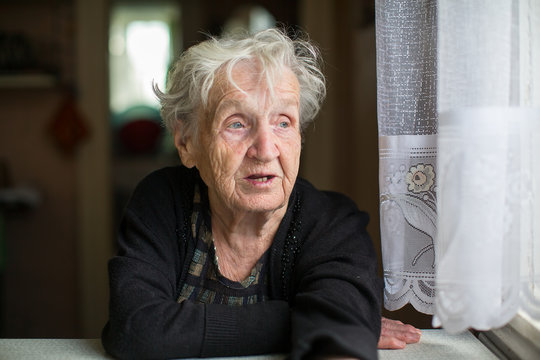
[236,194,288,214]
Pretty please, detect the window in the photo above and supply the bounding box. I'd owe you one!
[109,3,180,118]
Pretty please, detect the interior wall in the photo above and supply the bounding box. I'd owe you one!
[299,0,380,260]
[0,1,80,337]
[0,90,80,337]
[179,0,299,48]
[0,0,113,338]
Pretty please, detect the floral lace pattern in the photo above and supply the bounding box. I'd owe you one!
[379,135,437,314]
[406,164,435,194]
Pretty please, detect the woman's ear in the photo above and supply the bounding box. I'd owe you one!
[174,125,197,168]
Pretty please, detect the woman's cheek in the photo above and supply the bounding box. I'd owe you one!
[207,141,239,180]
[220,133,252,159]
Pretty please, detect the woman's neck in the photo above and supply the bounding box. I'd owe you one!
[209,204,286,282]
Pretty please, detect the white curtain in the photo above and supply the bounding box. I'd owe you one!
[434,0,540,332]
[376,0,438,315]
[376,0,540,333]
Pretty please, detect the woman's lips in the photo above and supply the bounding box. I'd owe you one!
[246,174,275,183]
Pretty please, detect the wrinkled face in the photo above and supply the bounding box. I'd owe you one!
[176,61,302,215]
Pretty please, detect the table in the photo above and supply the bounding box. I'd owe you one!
[0,330,497,359]
[377,329,497,359]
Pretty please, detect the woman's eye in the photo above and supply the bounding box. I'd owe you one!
[278,118,291,128]
[227,121,244,129]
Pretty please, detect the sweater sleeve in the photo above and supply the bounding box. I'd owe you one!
[289,191,382,360]
[101,168,290,359]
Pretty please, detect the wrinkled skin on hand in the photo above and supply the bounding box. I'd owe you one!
[307,318,422,359]
[378,317,422,349]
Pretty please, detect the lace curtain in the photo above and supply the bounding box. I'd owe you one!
[376,0,540,332]
[376,0,438,315]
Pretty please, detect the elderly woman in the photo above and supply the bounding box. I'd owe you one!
[102,28,419,359]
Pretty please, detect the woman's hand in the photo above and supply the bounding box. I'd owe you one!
[377,317,422,349]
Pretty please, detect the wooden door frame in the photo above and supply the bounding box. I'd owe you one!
[75,0,113,337]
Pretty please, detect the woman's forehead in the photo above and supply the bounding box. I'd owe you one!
[218,63,298,96]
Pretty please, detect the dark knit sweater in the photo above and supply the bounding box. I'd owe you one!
[101,166,382,359]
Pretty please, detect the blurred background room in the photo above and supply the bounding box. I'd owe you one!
[0,0,431,339]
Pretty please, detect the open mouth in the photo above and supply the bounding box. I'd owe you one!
[247,175,275,182]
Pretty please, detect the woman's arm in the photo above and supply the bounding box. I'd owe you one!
[288,191,382,360]
[103,257,290,359]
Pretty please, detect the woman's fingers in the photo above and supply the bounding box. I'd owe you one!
[378,317,422,349]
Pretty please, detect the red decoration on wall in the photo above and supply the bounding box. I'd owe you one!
[49,93,90,155]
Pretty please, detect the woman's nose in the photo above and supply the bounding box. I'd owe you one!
[247,124,279,161]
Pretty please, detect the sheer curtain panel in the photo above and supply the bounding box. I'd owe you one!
[376,0,438,315]
[434,0,540,332]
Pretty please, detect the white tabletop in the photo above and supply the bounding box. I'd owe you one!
[378,329,497,359]
[0,329,497,359]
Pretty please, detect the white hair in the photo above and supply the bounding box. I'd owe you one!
[154,27,326,142]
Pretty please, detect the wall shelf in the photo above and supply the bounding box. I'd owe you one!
[0,73,57,89]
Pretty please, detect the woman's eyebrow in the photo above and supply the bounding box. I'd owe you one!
[214,99,242,115]
[272,97,300,112]
[273,93,300,105]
